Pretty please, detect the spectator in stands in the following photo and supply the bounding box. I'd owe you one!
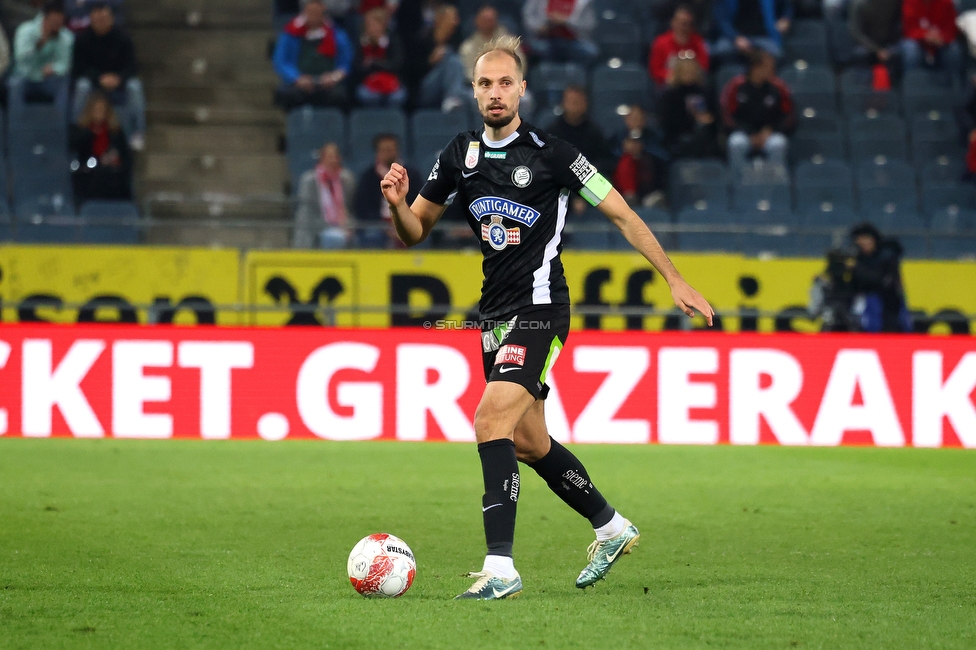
[522,0,598,67]
[711,0,791,62]
[294,142,356,249]
[408,3,469,113]
[608,106,668,206]
[10,0,73,116]
[848,0,903,75]
[901,0,961,72]
[649,5,710,88]
[273,0,353,111]
[957,75,976,180]
[459,5,525,80]
[72,2,144,150]
[353,133,417,248]
[547,85,614,172]
[721,49,794,169]
[352,7,405,107]
[659,58,719,159]
[849,222,911,332]
[70,91,132,205]
[0,26,10,106]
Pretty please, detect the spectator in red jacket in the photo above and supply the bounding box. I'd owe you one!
[721,49,794,169]
[901,0,961,72]
[352,7,405,107]
[649,5,710,87]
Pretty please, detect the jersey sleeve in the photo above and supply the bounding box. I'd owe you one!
[418,138,460,206]
[549,137,614,207]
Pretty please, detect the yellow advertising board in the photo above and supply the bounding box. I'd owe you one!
[0,245,973,333]
[242,250,976,334]
[0,245,241,325]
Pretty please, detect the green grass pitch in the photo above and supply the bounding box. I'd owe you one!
[0,440,974,649]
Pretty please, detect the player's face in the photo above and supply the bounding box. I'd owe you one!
[473,53,525,129]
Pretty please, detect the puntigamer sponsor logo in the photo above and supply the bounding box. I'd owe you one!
[469,196,541,227]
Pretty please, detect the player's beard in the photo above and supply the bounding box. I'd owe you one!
[482,101,518,129]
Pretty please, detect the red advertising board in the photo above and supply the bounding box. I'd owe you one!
[0,324,973,447]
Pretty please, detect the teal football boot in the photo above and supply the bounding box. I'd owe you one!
[575,521,640,589]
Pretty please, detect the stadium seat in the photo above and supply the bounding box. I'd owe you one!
[929,208,976,259]
[840,69,901,114]
[799,206,859,228]
[859,188,922,229]
[902,69,960,115]
[850,137,909,165]
[593,20,643,63]
[675,205,738,252]
[919,157,966,185]
[529,62,587,110]
[410,109,469,168]
[791,90,838,115]
[13,172,73,218]
[78,200,140,244]
[715,65,745,95]
[669,160,729,211]
[848,113,906,140]
[911,111,958,141]
[790,132,846,165]
[779,64,834,96]
[738,223,794,257]
[348,108,408,172]
[732,183,791,214]
[570,208,612,249]
[781,231,836,257]
[856,158,916,191]
[285,107,346,184]
[911,139,964,167]
[922,183,976,217]
[590,63,650,118]
[795,159,855,213]
[794,108,842,135]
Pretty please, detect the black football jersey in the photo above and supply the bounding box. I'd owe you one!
[419,123,604,320]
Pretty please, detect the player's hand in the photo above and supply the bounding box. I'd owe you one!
[380,162,409,207]
[671,279,715,326]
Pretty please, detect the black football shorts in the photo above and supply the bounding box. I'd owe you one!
[480,305,570,400]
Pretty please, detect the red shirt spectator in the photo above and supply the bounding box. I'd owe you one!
[903,0,957,54]
[649,6,710,85]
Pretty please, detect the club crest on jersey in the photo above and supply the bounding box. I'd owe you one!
[465,141,480,169]
[469,196,541,227]
[512,165,532,188]
[481,215,521,251]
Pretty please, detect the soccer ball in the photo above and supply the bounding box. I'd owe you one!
[347,533,416,598]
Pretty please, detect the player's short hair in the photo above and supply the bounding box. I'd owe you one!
[472,35,524,80]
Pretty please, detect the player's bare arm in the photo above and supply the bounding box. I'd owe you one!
[597,188,716,326]
[380,163,447,246]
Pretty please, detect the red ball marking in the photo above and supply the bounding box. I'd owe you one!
[358,554,394,595]
[367,533,390,544]
[406,566,416,589]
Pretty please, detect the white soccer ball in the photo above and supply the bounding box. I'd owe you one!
[347,533,416,598]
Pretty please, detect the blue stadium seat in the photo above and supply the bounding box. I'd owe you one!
[840,69,901,114]
[285,107,346,184]
[779,64,834,94]
[739,224,795,257]
[850,137,909,165]
[13,172,72,217]
[848,113,906,140]
[669,160,729,211]
[791,90,837,115]
[902,69,960,115]
[911,139,965,167]
[929,208,976,259]
[922,183,976,217]
[593,20,643,63]
[570,209,612,249]
[715,65,745,95]
[77,200,140,244]
[676,205,738,252]
[799,206,859,228]
[790,132,846,165]
[911,111,959,141]
[789,19,829,42]
[410,109,469,166]
[795,160,855,213]
[732,183,791,214]
[856,158,916,191]
[529,62,587,110]
[919,157,966,185]
[348,108,407,172]
[859,188,921,229]
[782,232,836,257]
[794,108,842,135]
[590,63,650,115]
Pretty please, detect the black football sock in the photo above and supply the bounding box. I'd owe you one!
[528,437,615,528]
[478,438,520,558]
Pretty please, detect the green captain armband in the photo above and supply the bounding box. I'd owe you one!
[579,173,613,206]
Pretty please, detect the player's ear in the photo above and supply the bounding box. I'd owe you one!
[519,79,526,97]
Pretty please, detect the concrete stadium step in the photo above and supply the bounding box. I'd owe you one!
[143,153,288,195]
[146,125,280,156]
[146,84,277,112]
[144,225,290,249]
[128,0,271,29]
[132,29,276,85]
[146,104,284,128]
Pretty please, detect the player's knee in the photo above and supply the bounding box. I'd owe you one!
[473,402,514,443]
